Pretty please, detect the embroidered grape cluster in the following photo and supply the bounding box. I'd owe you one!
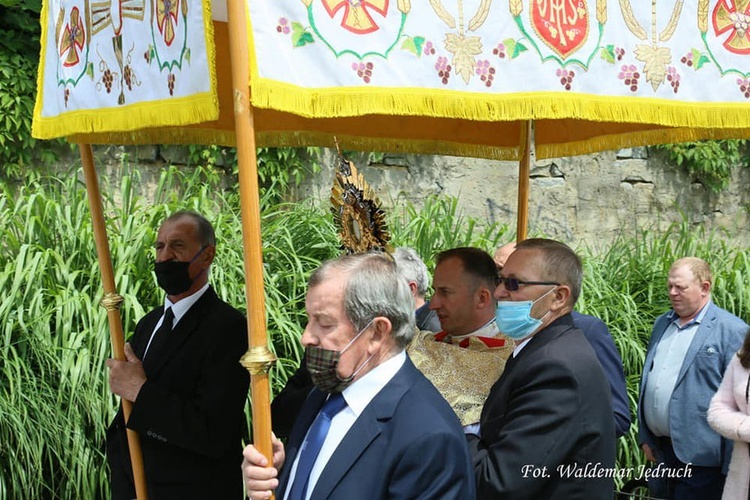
[680,52,694,67]
[476,59,495,87]
[737,78,750,99]
[143,50,151,64]
[64,88,70,107]
[352,61,373,83]
[666,66,680,93]
[492,43,506,59]
[167,73,176,95]
[276,18,291,35]
[615,47,625,61]
[556,68,575,91]
[423,40,436,56]
[435,56,452,85]
[124,65,133,91]
[102,68,114,93]
[618,64,640,92]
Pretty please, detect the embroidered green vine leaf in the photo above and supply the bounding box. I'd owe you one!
[401,36,425,56]
[402,38,418,55]
[634,44,671,91]
[601,44,615,64]
[503,38,516,57]
[86,62,94,80]
[291,22,314,47]
[184,48,191,64]
[445,33,482,84]
[413,36,425,55]
[696,54,710,70]
[512,42,527,59]
[689,49,711,70]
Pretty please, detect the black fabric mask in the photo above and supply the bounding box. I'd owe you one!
[154,245,207,295]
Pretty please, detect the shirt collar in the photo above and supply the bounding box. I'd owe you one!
[342,350,406,418]
[164,283,210,325]
[668,300,710,331]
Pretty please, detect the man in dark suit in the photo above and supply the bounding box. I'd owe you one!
[638,257,747,500]
[106,210,249,499]
[471,238,615,499]
[242,252,474,500]
[496,243,631,438]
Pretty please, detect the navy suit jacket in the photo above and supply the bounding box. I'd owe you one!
[469,314,616,499]
[638,301,747,470]
[277,355,475,500]
[572,311,631,437]
[107,287,249,500]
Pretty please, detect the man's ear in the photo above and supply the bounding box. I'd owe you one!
[202,245,216,267]
[549,285,571,312]
[368,317,392,352]
[408,281,419,297]
[476,287,493,309]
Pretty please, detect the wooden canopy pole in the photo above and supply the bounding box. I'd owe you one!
[78,144,149,499]
[516,120,533,242]
[225,0,277,469]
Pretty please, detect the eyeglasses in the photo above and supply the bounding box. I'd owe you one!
[497,277,559,291]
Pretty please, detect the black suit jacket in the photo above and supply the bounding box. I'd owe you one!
[469,314,616,499]
[277,356,475,499]
[107,286,249,500]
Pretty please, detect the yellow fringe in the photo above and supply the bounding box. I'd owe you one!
[67,124,750,161]
[33,92,218,140]
[249,79,750,130]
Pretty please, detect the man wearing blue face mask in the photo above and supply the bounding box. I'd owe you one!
[105,210,249,499]
[469,238,616,499]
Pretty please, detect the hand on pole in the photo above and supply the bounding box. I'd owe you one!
[242,433,285,499]
[105,343,147,402]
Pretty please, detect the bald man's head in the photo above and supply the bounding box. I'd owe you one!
[494,243,516,270]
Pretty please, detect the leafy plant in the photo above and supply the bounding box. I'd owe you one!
[656,139,749,193]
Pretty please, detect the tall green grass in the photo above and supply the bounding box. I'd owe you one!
[0,164,748,497]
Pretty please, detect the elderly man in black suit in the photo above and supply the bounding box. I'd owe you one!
[106,210,249,499]
[470,238,615,498]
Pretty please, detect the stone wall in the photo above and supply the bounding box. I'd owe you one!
[293,147,750,250]
[72,145,750,250]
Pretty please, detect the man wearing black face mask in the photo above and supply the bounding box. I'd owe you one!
[105,210,249,499]
[241,252,475,500]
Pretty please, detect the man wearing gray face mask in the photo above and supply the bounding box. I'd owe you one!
[105,210,249,499]
[470,238,615,499]
[241,252,475,500]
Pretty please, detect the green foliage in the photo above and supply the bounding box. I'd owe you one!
[0,1,59,178]
[186,146,321,206]
[2,163,749,496]
[389,195,511,271]
[657,139,749,193]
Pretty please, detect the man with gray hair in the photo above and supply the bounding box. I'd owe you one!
[472,238,615,498]
[393,246,441,332]
[243,252,474,500]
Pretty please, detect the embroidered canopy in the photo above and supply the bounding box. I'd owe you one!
[34,0,750,159]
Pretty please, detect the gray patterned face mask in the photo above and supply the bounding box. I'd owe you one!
[306,319,375,393]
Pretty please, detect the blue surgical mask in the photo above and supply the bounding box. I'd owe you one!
[495,286,557,340]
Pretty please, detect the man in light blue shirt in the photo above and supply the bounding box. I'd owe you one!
[638,257,747,500]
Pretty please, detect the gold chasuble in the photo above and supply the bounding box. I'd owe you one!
[408,331,513,426]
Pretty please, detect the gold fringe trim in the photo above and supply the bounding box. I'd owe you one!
[68,127,236,147]
[34,92,218,140]
[249,80,750,130]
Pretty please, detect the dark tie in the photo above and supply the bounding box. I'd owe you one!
[287,393,348,500]
[143,307,174,372]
